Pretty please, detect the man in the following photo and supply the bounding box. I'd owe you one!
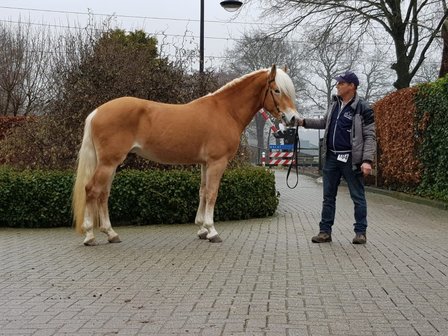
[297,70,376,244]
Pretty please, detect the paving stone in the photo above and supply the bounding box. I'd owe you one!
[0,171,447,335]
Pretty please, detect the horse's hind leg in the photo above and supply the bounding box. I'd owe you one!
[195,164,208,239]
[84,164,118,245]
[99,186,121,243]
[97,165,121,243]
[83,201,98,246]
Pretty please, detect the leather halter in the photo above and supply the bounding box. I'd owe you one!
[262,78,282,117]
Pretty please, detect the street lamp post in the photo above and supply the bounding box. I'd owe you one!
[199,1,243,75]
[199,0,205,74]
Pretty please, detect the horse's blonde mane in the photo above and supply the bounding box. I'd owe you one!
[212,67,296,101]
[212,69,267,95]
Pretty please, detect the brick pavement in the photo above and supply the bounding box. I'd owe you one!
[0,170,447,335]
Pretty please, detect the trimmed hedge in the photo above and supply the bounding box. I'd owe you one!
[0,168,73,228]
[374,75,448,202]
[0,166,279,228]
[415,76,448,202]
[374,87,421,189]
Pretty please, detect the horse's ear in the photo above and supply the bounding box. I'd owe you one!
[269,64,277,81]
[283,65,288,73]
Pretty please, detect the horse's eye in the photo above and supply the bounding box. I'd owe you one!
[274,89,281,94]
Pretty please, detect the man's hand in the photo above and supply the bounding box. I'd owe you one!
[361,162,372,177]
[296,118,304,127]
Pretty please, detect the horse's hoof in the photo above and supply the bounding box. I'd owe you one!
[208,235,222,243]
[198,232,208,240]
[83,238,98,246]
[108,235,122,244]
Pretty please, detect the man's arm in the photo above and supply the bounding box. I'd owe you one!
[297,116,327,129]
[361,107,376,163]
[361,106,376,176]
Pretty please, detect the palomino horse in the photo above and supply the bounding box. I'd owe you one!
[72,65,299,246]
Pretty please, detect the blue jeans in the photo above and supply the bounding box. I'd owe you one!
[320,151,367,234]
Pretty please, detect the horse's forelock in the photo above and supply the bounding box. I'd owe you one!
[275,69,296,101]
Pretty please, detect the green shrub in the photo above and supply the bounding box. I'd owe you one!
[216,168,278,221]
[415,75,448,202]
[0,168,73,228]
[0,166,279,228]
[109,169,201,225]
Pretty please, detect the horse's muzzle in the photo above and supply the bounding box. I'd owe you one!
[282,113,297,127]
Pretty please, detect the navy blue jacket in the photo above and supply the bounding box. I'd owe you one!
[327,96,354,153]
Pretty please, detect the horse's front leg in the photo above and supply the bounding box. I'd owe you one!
[202,159,228,243]
[195,164,208,240]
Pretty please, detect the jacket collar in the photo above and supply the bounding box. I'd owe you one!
[332,93,359,110]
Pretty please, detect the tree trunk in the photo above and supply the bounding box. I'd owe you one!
[439,18,448,78]
[391,30,412,89]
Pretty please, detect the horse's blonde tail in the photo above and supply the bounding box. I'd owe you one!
[72,110,98,234]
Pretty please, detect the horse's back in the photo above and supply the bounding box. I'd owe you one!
[95,96,150,121]
[93,96,174,134]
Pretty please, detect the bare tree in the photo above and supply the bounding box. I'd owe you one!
[250,0,448,89]
[225,32,304,83]
[359,45,396,103]
[0,21,52,116]
[293,27,394,118]
[300,28,362,110]
[413,54,441,83]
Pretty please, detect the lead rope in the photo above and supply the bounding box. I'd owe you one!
[286,125,300,189]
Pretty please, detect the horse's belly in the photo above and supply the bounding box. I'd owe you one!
[131,144,202,165]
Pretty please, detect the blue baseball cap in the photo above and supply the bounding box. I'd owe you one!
[334,70,359,87]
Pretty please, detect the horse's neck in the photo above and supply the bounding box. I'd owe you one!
[214,72,267,130]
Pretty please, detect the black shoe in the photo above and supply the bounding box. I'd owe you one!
[311,232,332,243]
[353,233,367,244]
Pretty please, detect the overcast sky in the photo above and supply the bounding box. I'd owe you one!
[0,0,267,69]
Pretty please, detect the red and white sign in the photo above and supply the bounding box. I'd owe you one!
[269,152,295,166]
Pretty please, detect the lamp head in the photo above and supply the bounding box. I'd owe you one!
[220,1,243,12]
